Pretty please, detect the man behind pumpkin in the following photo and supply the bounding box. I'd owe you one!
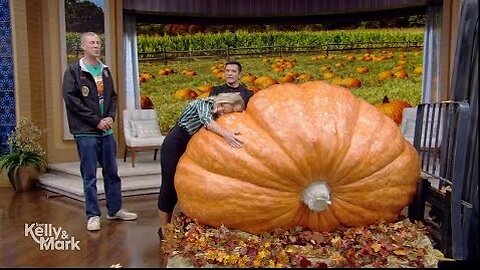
[209,60,253,107]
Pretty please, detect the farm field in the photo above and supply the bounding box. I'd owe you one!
[139,48,423,134]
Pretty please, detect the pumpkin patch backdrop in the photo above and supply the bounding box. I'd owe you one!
[175,81,421,234]
[136,29,423,134]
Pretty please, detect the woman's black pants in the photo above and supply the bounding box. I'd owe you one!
[157,125,191,213]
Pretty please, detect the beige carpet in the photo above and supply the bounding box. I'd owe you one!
[38,152,162,202]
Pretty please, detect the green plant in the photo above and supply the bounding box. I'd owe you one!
[0,118,48,191]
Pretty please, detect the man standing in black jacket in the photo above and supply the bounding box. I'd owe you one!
[62,32,137,232]
[209,61,253,107]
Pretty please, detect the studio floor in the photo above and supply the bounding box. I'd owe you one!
[0,188,166,267]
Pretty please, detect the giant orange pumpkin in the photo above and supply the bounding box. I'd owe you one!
[175,81,420,234]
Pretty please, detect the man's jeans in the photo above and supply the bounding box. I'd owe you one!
[74,134,122,218]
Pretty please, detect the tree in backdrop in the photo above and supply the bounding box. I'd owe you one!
[65,0,104,33]
[137,14,425,36]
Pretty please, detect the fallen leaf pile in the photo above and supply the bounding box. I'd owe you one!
[161,213,444,268]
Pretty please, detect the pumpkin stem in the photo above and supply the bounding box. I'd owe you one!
[382,96,389,103]
[301,182,331,212]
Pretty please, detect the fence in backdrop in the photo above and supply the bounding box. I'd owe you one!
[137,41,423,64]
[66,41,423,64]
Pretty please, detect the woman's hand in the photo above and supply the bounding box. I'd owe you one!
[222,131,243,148]
[206,121,243,148]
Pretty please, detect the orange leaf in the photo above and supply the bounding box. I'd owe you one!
[393,249,408,256]
[371,243,382,252]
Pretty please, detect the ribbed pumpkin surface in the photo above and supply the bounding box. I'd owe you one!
[175,81,420,234]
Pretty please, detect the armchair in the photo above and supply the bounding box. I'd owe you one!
[123,109,165,167]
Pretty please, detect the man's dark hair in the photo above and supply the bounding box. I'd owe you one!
[225,61,242,73]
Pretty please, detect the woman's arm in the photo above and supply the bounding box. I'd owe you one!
[206,120,243,148]
[193,98,243,148]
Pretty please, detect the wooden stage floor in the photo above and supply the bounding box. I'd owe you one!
[0,187,167,267]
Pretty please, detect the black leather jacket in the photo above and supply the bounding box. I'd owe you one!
[62,61,117,135]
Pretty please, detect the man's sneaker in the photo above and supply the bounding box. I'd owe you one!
[107,209,138,221]
[87,216,101,231]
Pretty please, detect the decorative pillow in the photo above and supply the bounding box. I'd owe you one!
[129,120,162,138]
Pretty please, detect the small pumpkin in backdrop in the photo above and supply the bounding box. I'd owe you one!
[375,96,412,125]
[174,88,198,100]
[140,95,154,109]
[174,81,420,234]
[253,76,278,89]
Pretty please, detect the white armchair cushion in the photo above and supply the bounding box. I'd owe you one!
[125,135,164,147]
[129,120,139,137]
[123,109,165,148]
[130,119,162,138]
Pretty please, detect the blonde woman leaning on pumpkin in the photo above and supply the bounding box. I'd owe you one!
[157,93,245,241]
